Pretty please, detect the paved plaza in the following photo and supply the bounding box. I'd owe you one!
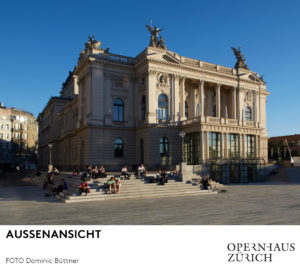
[0,168,300,225]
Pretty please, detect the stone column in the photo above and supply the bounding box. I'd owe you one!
[220,132,224,158]
[180,77,186,120]
[237,88,243,120]
[147,70,157,124]
[73,75,78,95]
[224,133,228,158]
[254,91,259,123]
[87,69,92,117]
[232,87,237,119]
[78,80,82,123]
[201,131,205,161]
[255,135,259,158]
[174,75,180,121]
[200,80,205,116]
[205,131,209,160]
[216,84,221,117]
[104,78,112,125]
[240,134,244,158]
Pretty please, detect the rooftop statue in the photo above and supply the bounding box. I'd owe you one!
[145,24,166,49]
[86,33,102,49]
[231,46,248,69]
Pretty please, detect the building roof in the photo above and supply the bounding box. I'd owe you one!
[269,134,300,142]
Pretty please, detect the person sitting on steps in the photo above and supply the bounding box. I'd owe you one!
[106,177,116,194]
[137,164,146,179]
[121,165,129,179]
[79,179,89,196]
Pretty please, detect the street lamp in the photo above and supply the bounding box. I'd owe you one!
[48,143,53,172]
[179,131,185,162]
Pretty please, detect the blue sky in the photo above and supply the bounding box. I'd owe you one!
[0,0,299,137]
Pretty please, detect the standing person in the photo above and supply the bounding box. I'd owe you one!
[121,165,129,179]
[116,178,121,194]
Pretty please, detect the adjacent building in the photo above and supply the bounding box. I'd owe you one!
[0,103,38,169]
[268,134,300,160]
[38,28,269,182]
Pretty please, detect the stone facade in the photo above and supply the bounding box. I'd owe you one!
[38,34,269,171]
[0,104,38,168]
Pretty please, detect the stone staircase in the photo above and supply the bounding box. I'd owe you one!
[33,172,222,203]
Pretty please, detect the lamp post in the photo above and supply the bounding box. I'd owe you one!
[179,131,186,162]
[48,143,53,172]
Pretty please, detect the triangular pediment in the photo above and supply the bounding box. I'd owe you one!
[162,54,181,64]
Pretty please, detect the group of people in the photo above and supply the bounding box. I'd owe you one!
[43,172,68,197]
[105,177,122,194]
[87,165,107,179]
[154,170,168,185]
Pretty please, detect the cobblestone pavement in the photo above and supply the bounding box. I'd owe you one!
[0,179,300,225]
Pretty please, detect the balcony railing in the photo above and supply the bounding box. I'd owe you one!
[182,116,259,128]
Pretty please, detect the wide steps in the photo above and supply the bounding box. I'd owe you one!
[61,190,217,203]
[39,172,221,203]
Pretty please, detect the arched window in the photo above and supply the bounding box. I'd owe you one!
[244,106,251,121]
[113,98,124,121]
[185,101,188,118]
[114,138,124,157]
[160,137,169,156]
[141,95,146,121]
[158,94,168,120]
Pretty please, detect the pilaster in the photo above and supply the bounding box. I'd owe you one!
[147,70,157,123]
[232,87,237,119]
[180,77,186,120]
[216,84,221,118]
[200,80,204,116]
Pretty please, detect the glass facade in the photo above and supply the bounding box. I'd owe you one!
[245,135,255,158]
[209,132,221,159]
[227,133,239,158]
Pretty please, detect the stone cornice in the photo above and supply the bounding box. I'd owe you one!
[147,58,266,89]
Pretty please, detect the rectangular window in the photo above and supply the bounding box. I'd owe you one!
[6,134,9,139]
[24,133,28,140]
[227,133,239,158]
[245,135,255,158]
[24,125,28,130]
[15,132,20,139]
[208,132,221,159]
[0,133,3,139]
[15,124,19,130]
[0,123,2,129]
[5,124,9,130]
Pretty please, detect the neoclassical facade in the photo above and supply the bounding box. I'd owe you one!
[38,31,269,171]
